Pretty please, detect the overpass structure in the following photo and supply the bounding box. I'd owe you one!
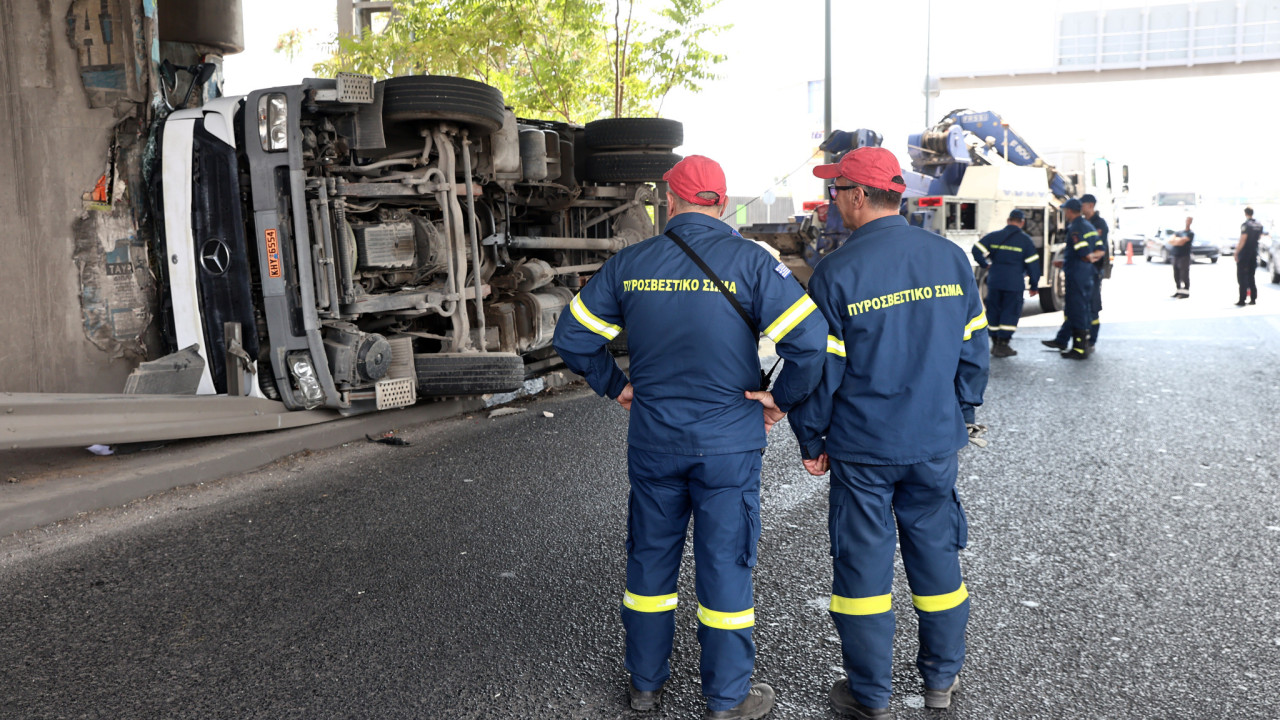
[929,1,1280,101]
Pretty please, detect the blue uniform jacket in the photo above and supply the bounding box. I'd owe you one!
[552,212,828,456]
[971,225,1041,292]
[788,215,990,465]
[1064,216,1099,276]
[1089,213,1110,268]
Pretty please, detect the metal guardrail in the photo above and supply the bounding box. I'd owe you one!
[0,393,339,450]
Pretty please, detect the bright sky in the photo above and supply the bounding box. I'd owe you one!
[224,0,1279,218]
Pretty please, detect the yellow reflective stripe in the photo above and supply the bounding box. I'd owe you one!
[569,295,621,340]
[962,312,988,341]
[623,590,678,613]
[826,335,846,357]
[912,583,969,613]
[1024,254,1040,263]
[830,593,892,616]
[974,243,989,255]
[764,295,818,342]
[1083,231,1099,238]
[697,604,755,629]
[1073,241,1089,250]
[1091,319,1100,325]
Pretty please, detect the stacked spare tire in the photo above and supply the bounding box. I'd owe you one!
[582,118,684,183]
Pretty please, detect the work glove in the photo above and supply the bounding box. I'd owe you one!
[966,423,988,448]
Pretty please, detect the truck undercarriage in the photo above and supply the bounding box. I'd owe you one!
[157,74,680,415]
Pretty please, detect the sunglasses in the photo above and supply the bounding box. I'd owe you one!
[828,184,862,201]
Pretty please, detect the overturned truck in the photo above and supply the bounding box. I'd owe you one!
[157,73,680,414]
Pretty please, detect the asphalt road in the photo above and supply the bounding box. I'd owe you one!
[2,259,1278,720]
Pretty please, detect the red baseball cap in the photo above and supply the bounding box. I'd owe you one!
[813,147,906,193]
[663,155,727,206]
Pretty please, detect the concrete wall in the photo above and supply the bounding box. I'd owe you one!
[0,0,152,393]
[0,0,241,395]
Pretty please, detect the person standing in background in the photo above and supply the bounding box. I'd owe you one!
[1235,208,1264,306]
[1170,217,1194,299]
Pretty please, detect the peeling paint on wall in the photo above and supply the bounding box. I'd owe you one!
[72,119,156,359]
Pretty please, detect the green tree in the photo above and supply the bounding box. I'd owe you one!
[310,0,726,123]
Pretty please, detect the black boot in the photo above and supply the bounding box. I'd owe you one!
[1041,338,1067,351]
[629,681,663,711]
[829,679,893,719]
[1004,337,1018,356]
[1061,330,1089,360]
[705,683,775,720]
[924,675,961,709]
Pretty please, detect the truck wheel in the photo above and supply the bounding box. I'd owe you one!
[1038,288,1059,313]
[608,330,629,356]
[586,151,682,183]
[381,76,506,136]
[584,118,683,151]
[1039,264,1064,313]
[414,352,525,396]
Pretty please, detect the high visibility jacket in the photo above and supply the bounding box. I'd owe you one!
[789,215,989,465]
[1063,216,1099,277]
[552,212,828,456]
[971,225,1041,292]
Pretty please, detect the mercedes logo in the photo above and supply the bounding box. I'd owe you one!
[199,238,232,276]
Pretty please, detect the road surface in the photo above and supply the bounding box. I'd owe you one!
[2,259,1278,719]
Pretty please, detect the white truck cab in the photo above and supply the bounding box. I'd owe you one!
[903,165,1065,312]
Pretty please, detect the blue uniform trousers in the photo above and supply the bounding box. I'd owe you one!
[1089,267,1104,344]
[828,455,970,709]
[984,288,1024,340]
[622,447,762,711]
[1054,264,1097,345]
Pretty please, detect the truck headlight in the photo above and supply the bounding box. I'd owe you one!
[258,93,289,152]
[287,352,325,408]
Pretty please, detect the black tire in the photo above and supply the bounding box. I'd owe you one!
[974,266,989,310]
[586,151,682,183]
[584,118,683,150]
[1271,265,1280,284]
[414,352,525,396]
[608,330,629,356]
[380,75,506,136]
[1039,262,1063,313]
[1210,256,1218,264]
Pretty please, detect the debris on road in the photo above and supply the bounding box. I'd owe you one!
[86,444,113,456]
[542,411,555,418]
[489,407,527,419]
[366,433,411,447]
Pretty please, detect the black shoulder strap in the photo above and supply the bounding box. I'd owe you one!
[665,227,760,336]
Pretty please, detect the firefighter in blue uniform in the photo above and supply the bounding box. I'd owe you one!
[1047,196,1109,352]
[553,155,827,720]
[971,209,1040,357]
[1081,195,1110,346]
[1043,199,1104,359]
[787,147,990,719]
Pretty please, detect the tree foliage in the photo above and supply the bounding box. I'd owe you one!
[310,0,727,123]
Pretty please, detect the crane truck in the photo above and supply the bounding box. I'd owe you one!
[741,109,1115,313]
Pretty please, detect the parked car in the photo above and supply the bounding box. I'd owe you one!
[1267,231,1280,284]
[1113,234,1146,256]
[1145,228,1219,264]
